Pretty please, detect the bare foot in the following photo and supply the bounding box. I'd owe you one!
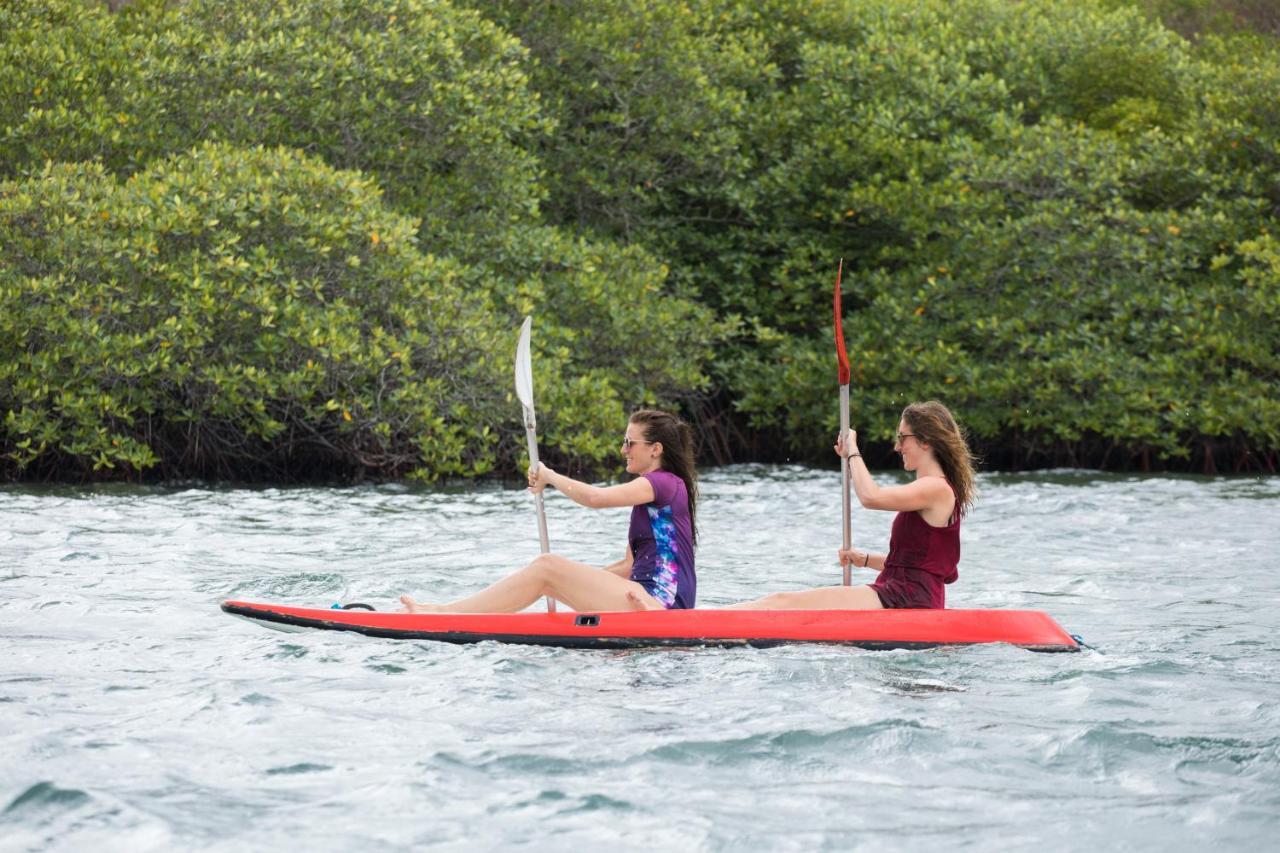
[398,595,445,613]
[625,589,663,611]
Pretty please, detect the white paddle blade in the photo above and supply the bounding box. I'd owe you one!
[515,315,534,410]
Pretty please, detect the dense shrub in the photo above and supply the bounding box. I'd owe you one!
[480,224,725,468]
[2,0,549,253]
[0,0,149,174]
[0,144,508,480]
[1114,0,1280,41]
[0,1,725,480]
[465,0,1280,469]
[0,142,723,480]
[465,0,769,240]
[733,120,1279,465]
[1,0,1277,479]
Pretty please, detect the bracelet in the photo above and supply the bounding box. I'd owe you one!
[863,553,870,568]
[849,453,861,458]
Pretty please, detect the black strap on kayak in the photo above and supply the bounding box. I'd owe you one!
[1070,633,1095,651]
[332,602,376,611]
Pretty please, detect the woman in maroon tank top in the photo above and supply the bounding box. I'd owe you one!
[728,401,975,610]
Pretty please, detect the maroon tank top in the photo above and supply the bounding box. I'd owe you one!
[870,480,960,609]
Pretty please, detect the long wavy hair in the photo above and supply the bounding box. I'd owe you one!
[630,408,699,544]
[901,401,977,518]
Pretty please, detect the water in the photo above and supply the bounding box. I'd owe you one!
[2,467,1278,851]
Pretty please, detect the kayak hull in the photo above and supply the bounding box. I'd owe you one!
[221,600,1080,652]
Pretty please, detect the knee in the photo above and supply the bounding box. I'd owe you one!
[528,553,568,580]
[760,591,794,608]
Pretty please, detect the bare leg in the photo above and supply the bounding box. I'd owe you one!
[400,554,665,613]
[624,588,663,611]
[722,585,885,611]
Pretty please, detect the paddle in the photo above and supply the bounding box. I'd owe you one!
[515,315,555,613]
[833,259,853,586]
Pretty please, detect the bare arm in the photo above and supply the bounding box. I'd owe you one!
[529,464,655,509]
[602,545,634,577]
[851,460,951,513]
[838,547,885,571]
[836,430,953,515]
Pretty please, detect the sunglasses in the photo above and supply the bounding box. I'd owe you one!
[896,432,918,444]
[621,437,654,450]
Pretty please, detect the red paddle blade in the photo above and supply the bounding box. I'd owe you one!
[833,259,850,385]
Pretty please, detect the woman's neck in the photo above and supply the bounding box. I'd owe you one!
[914,459,945,480]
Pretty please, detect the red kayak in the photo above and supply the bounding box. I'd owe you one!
[222,600,1080,652]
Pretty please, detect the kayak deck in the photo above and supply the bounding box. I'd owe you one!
[222,600,1080,652]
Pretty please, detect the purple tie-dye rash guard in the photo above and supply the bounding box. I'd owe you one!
[626,470,696,609]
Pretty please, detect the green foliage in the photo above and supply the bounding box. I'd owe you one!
[1,0,1278,480]
[2,0,550,251]
[0,0,150,174]
[463,0,1279,467]
[1193,33,1280,209]
[466,0,769,238]
[0,0,724,481]
[483,224,726,470]
[1111,0,1280,42]
[0,144,508,479]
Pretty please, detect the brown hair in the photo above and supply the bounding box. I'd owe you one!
[901,401,977,517]
[630,409,699,544]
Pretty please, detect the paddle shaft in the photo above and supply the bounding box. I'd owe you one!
[523,422,551,554]
[839,383,852,586]
[515,316,555,613]
[522,411,555,612]
[832,258,853,587]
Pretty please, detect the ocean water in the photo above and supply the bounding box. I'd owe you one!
[2,467,1277,851]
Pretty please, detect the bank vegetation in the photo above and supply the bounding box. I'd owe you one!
[1,0,1276,480]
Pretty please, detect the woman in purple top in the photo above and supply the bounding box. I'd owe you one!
[399,409,697,613]
[727,401,975,610]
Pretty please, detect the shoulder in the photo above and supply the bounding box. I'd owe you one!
[643,470,684,504]
[898,475,950,498]
[925,476,955,503]
[923,476,957,514]
[903,475,952,507]
[926,476,955,496]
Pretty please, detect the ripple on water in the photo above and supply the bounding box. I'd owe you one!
[4,781,91,815]
[264,763,331,776]
[0,782,183,853]
[226,573,347,599]
[1043,727,1280,787]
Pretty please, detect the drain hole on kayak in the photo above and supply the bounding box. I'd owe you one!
[575,615,600,627]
